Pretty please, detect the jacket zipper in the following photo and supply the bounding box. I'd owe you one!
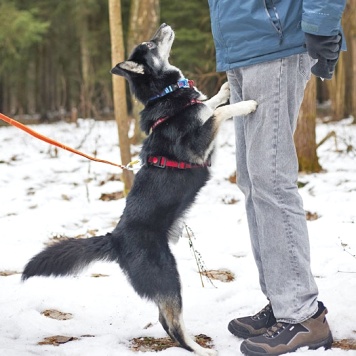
[263,0,284,43]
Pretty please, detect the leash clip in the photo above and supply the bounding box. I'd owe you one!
[125,159,142,171]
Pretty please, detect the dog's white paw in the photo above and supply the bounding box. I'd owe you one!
[217,82,230,103]
[219,81,230,92]
[242,100,258,114]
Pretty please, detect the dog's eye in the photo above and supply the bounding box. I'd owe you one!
[146,42,157,50]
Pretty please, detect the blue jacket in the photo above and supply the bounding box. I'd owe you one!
[208,0,346,72]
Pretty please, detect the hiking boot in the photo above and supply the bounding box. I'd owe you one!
[228,304,277,339]
[240,301,333,356]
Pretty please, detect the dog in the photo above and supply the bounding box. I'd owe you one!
[22,24,257,356]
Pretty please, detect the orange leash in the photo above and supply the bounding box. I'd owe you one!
[0,112,136,170]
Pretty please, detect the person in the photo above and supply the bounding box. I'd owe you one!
[207,1,346,355]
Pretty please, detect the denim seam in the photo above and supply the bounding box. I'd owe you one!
[272,57,299,315]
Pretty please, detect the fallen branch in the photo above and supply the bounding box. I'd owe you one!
[316,130,337,149]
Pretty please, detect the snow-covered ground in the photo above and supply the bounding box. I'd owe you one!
[0,117,355,355]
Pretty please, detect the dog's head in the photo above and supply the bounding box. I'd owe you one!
[111,24,183,104]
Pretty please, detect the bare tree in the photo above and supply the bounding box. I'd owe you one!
[347,0,356,122]
[108,0,134,193]
[127,0,160,143]
[295,76,322,172]
[324,1,356,121]
[326,43,346,121]
[75,0,92,119]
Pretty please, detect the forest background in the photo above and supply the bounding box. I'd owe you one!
[0,0,355,191]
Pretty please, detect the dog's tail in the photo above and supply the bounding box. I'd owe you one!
[22,233,117,281]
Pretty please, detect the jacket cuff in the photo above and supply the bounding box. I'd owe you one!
[302,16,346,51]
[301,17,342,37]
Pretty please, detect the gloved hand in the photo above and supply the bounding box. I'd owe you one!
[304,33,342,80]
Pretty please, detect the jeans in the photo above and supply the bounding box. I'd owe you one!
[227,53,319,323]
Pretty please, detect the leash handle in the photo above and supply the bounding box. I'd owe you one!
[0,112,136,170]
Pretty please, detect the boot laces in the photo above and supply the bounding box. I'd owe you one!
[252,304,272,320]
[264,322,288,339]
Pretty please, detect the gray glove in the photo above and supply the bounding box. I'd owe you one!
[304,33,342,80]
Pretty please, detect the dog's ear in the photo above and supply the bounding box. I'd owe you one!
[111,61,145,77]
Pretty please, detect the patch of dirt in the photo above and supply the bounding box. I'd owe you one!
[38,334,94,346]
[130,334,214,352]
[91,273,109,278]
[41,309,73,321]
[73,229,98,239]
[333,339,356,350]
[201,269,235,283]
[305,211,319,221]
[227,172,236,184]
[45,229,98,246]
[38,335,79,346]
[0,270,20,277]
[99,191,124,201]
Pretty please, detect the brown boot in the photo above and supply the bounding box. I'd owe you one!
[240,302,333,356]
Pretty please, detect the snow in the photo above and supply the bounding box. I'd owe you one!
[0,117,355,356]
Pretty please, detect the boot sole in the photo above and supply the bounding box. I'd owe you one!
[228,321,266,339]
[240,332,333,356]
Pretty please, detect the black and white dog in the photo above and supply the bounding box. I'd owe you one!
[23,24,257,356]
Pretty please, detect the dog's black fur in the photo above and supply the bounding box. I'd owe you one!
[22,24,257,356]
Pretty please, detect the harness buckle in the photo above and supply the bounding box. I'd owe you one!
[177,78,189,88]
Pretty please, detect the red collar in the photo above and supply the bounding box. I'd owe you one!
[150,98,203,132]
[147,156,210,169]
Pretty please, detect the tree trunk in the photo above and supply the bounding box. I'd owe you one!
[348,0,356,123]
[75,0,93,119]
[108,0,134,194]
[326,6,349,122]
[294,76,322,172]
[79,20,91,118]
[27,59,36,115]
[352,35,356,123]
[127,0,160,144]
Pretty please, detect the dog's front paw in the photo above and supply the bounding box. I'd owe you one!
[244,100,258,114]
[218,82,230,103]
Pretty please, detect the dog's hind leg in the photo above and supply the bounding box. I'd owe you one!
[157,298,217,356]
[121,239,217,355]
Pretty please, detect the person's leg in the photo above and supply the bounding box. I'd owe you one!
[228,69,268,297]
[227,53,318,323]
